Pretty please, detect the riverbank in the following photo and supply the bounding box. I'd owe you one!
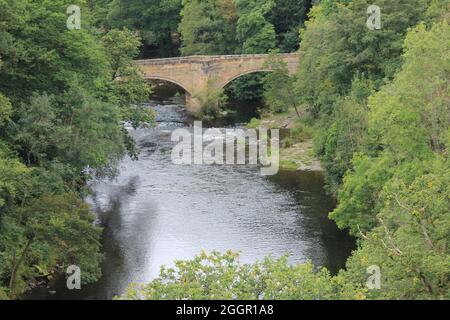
[247,109,323,172]
[24,100,356,300]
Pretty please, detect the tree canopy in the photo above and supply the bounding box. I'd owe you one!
[0,0,448,301]
[0,0,153,298]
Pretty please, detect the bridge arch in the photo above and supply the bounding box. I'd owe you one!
[136,53,299,113]
[219,69,274,89]
[144,76,193,97]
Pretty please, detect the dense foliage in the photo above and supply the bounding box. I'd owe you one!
[0,0,448,301]
[107,0,182,57]
[295,0,448,193]
[120,0,449,300]
[119,251,365,300]
[177,0,310,106]
[0,0,152,298]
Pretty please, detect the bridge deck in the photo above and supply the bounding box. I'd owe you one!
[135,53,299,113]
[135,53,297,65]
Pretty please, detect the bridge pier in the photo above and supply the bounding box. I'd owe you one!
[185,93,202,114]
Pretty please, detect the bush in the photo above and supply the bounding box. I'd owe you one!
[118,251,365,300]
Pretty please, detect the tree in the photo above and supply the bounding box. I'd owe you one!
[331,21,450,234]
[88,0,114,27]
[178,0,239,55]
[194,80,229,121]
[0,0,111,104]
[225,0,276,103]
[0,145,29,214]
[295,0,431,117]
[293,0,446,195]
[316,76,372,194]
[235,0,276,53]
[267,0,311,52]
[0,0,154,297]
[108,0,182,57]
[343,163,450,299]
[262,53,300,115]
[2,193,103,297]
[101,29,155,130]
[11,93,56,167]
[118,251,365,300]
[0,93,12,127]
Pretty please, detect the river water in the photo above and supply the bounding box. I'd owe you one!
[27,97,355,300]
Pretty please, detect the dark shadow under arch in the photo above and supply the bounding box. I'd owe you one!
[146,76,192,97]
[219,69,274,90]
[147,78,189,104]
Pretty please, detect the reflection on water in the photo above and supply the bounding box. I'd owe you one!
[27,101,355,300]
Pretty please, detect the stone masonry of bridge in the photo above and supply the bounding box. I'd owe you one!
[136,53,299,113]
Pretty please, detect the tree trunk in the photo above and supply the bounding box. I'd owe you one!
[9,238,33,297]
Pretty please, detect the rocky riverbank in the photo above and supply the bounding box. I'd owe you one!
[247,109,323,172]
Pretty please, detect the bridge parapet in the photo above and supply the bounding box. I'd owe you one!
[136,53,296,65]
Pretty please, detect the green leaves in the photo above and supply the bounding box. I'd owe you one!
[287,1,450,300]
[236,0,276,54]
[108,0,182,57]
[102,28,141,75]
[0,93,12,126]
[330,14,450,300]
[1,193,103,293]
[333,21,450,234]
[262,53,299,114]
[343,161,450,299]
[296,0,431,116]
[0,1,154,297]
[12,93,56,166]
[119,251,364,300]
[101,29,155,129]
[0,0,111,102]
[0,146,29,210]
[179,0,239,55]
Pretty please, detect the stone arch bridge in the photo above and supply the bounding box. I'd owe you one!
[136,53,299,113]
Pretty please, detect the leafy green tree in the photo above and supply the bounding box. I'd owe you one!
[88,0,114,27]
[267,0,311,51]
[1,3,153,174]
[194,81,229,121]
[315,77,372,194]
[178,0,239,55]
[108,0,182,57]
[0,0,154,298]
[0,93,12,127]
[1,193,103,297]
[11,93,56,167]
[0,146,29,213]
[262,53,300,115]
[119,251,365,300]
[235,0,276,54]
[0,0,111,104]
[226,0,276,103]
[296,0,431,117]
[343,162,449,299]
[294,0,447,195]
[331,21,450,234]
[101,29,154,129]
[9,90,126,181]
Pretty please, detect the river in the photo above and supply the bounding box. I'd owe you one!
[27,96,355,300]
